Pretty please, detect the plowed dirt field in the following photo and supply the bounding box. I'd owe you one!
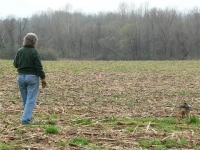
[0,60,200,149]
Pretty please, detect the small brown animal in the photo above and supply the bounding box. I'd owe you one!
[177,102,190,121]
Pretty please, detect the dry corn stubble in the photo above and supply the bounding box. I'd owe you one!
[0,60,200,149]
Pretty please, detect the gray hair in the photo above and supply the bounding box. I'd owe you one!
[23,33,38,47]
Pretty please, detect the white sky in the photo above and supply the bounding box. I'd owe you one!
[0,0,200,19]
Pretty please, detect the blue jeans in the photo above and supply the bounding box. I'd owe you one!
[17,75,39,124]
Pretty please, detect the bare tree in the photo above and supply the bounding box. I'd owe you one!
[1,3,200,60]
[120,23,139,60]
[17,18,28,47]
[3,15,16,58]
[0,22,6,52]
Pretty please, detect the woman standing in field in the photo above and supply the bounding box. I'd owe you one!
[13,33,47,124]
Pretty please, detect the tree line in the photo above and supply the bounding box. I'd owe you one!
[1,3,200,60]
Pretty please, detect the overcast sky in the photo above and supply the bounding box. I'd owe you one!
[0,0,200,19]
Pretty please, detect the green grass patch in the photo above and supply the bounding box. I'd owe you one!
[159,117,177,124]
[179,138,188,145]
[57,141,67,147]
[74,118,92,125]
[88,144,102,150]
[190,116,200,124]
[0,142,11,150]
[46,120,56,125]
[139,138,187,149]
[154,145,167,150]
[162,139,177,148]
[36,113,49,118]
[14,129,24,135]
[0,142,21,150]
[134,117,159,123]
[112,94,123,98]
[180,90,190,96]
[124,99,138,107]
[198,130,200,135]
[194,146,200,150]
[140,140,149,148]
[11,96,20,101]
[150,139,162,145]
[50,114,58,119]
[101,116,118,124]
[125,126,135,132]
[31,121,46,126]
[70,137,88,146]
[45,126,59,134]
